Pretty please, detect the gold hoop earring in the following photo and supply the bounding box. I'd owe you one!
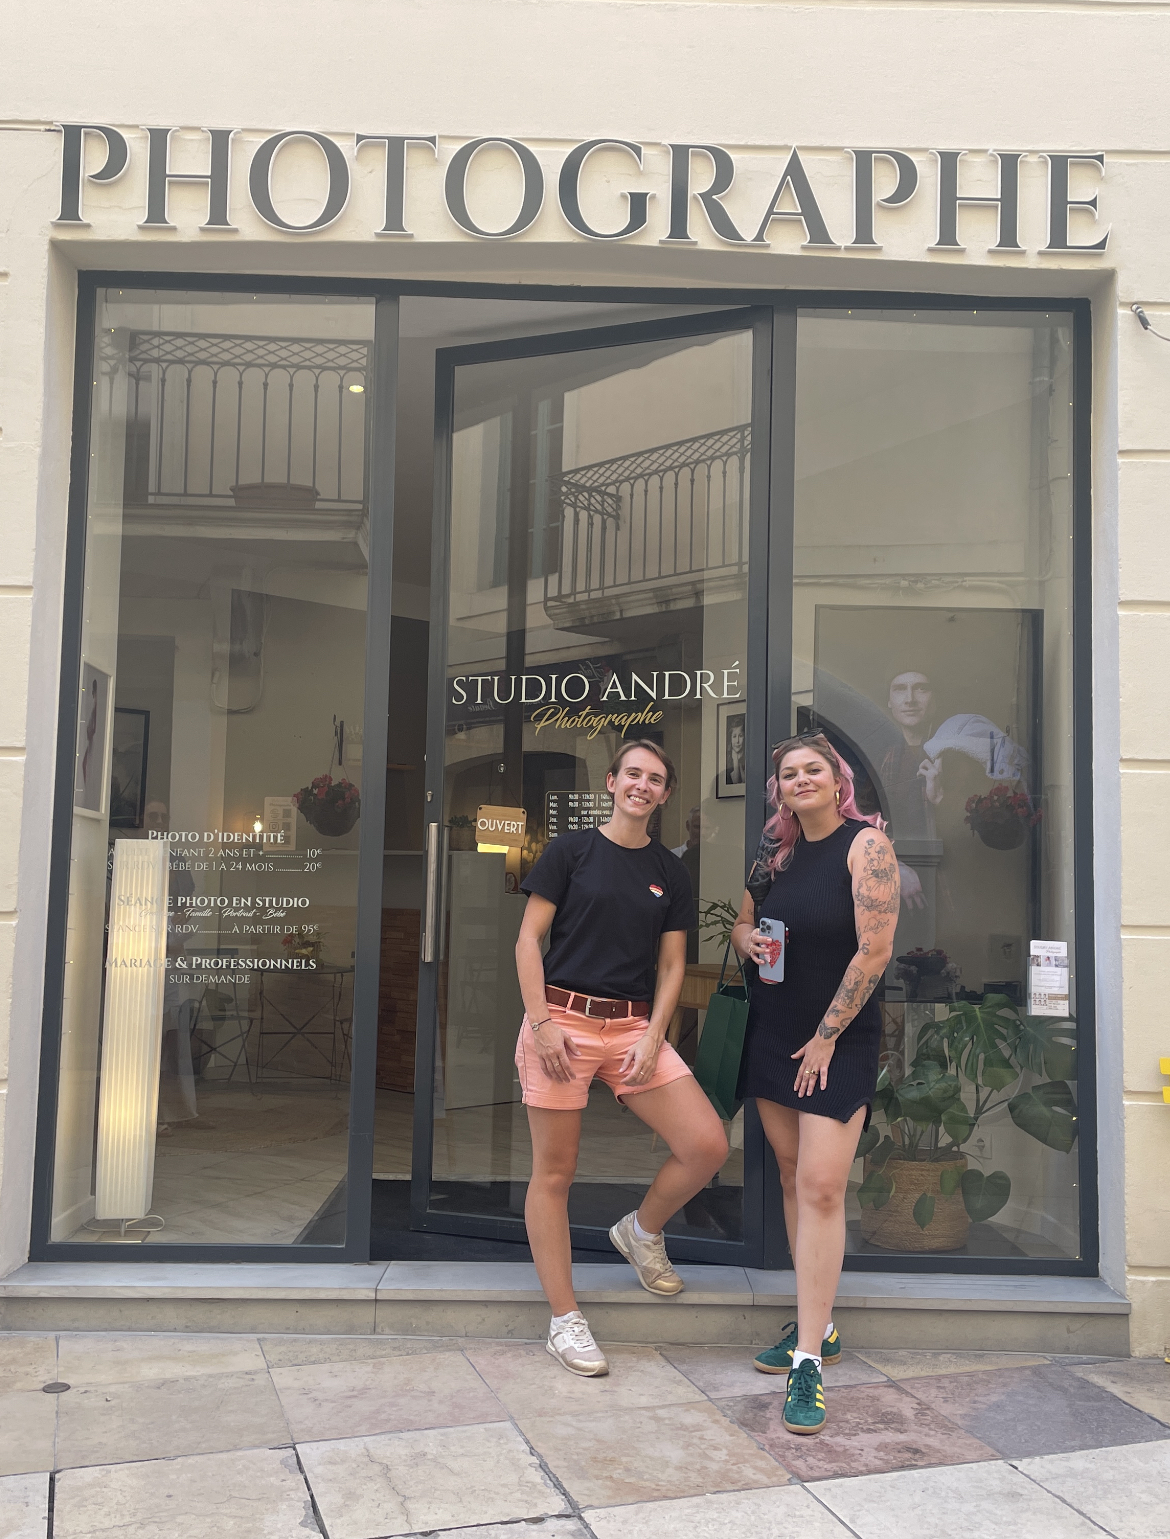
[835,788,840,807]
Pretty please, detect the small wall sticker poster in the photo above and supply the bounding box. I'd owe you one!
[1029,940,1069,1016]
[264,796,296,851]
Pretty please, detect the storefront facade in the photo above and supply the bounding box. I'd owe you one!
[1,2,1167,1353]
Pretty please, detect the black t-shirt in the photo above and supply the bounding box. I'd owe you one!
[521,827,694,1002]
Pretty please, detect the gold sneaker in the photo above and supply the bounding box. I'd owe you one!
[609,1212,685,1296]
[546,1312,609,1376]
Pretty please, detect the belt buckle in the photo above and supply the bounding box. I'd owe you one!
[584,995,608,1019]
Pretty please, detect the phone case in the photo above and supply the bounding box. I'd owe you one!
[757,917,787,983]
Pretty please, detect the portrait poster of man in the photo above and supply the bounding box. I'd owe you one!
[811,605,1041,1004]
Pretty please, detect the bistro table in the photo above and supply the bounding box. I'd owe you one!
[255,963,355,1084]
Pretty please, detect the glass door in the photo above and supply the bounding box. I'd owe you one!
[410,310,773,1262]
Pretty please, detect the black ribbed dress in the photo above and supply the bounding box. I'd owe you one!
[738,817,881,1128]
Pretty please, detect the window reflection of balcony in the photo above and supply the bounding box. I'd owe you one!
[544,423,750,628]
[119,329,370,553]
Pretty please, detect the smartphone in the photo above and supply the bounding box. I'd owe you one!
[757,917,787,984]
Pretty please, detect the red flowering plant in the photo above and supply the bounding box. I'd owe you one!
[293,773,361,837]
[280,925,322,960]
[964,783,1041,851]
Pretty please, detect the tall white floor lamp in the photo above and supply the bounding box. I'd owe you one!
[94,838,169,1225]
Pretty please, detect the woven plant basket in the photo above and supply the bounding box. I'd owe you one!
[303,800,360,838]
[860,1153,969,1252]
[969,808,1028,850]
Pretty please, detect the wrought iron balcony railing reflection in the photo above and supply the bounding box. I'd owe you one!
[544,423,750,617]
[122,330,371,514]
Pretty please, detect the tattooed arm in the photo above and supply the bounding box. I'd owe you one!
[792,829,900,1095]
[820,830,900,1038]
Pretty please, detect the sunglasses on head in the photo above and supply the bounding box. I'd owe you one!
[775,731,832,749]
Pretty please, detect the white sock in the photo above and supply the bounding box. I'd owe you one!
[550,1310,581,1329]
[632,1212,660,1240]
[792,1348,822,1372]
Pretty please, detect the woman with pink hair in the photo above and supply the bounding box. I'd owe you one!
[728,733,899,1436]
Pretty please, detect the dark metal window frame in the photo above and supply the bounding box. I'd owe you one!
[29,271,1096,1279]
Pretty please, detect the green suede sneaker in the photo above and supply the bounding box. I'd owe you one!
[753,1321,842,1374]
[782,1357,827,1435]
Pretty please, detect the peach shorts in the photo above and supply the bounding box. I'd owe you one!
[515,999,693,1111]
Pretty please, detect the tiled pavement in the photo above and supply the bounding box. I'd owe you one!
[1,1332,1168,1538]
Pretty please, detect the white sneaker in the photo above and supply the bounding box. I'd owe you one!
[609,1212,685,1296]
[546,1312,609,1376]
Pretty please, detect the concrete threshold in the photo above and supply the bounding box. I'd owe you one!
[0,1261,1130,1353]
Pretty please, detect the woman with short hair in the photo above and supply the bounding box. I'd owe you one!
[515,739,729,1377]
[730,733,899,1434]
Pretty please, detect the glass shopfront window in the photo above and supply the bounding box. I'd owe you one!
[47,289,374,1245]
[794,309,1082,1261]
[36,283,1090,1272]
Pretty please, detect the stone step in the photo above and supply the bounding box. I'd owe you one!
[0,1262,1131,1353]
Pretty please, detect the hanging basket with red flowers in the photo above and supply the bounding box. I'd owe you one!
[293,774,361,838]
[964,783,1041,851]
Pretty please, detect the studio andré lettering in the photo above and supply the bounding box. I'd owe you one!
[450,665,743,707]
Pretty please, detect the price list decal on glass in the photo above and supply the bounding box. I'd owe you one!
[546,790,614,838]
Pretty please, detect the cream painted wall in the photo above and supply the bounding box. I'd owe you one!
[565,333,752,470]
[0,0,1167,1353]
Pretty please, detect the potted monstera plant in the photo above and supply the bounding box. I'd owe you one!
[856,993,1077,1252]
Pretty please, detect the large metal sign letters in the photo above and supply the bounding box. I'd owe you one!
[54,125,1109,254]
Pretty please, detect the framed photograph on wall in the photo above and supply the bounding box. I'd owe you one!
[716,699,747,799]
[110,708,150,829]
[73,661,111,816]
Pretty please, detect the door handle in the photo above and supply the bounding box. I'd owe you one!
[422,820,440,963]
[440,824,451,960]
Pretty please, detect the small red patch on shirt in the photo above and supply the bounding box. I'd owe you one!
[648,883,664,897]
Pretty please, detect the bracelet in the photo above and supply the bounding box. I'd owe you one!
[530,1017,552,1031]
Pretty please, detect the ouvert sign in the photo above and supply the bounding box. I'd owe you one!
[54,125,1110,254]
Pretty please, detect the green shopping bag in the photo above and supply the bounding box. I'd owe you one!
[693,940,749,1121]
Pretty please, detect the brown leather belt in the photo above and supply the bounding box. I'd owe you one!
[546,986,651,1020]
